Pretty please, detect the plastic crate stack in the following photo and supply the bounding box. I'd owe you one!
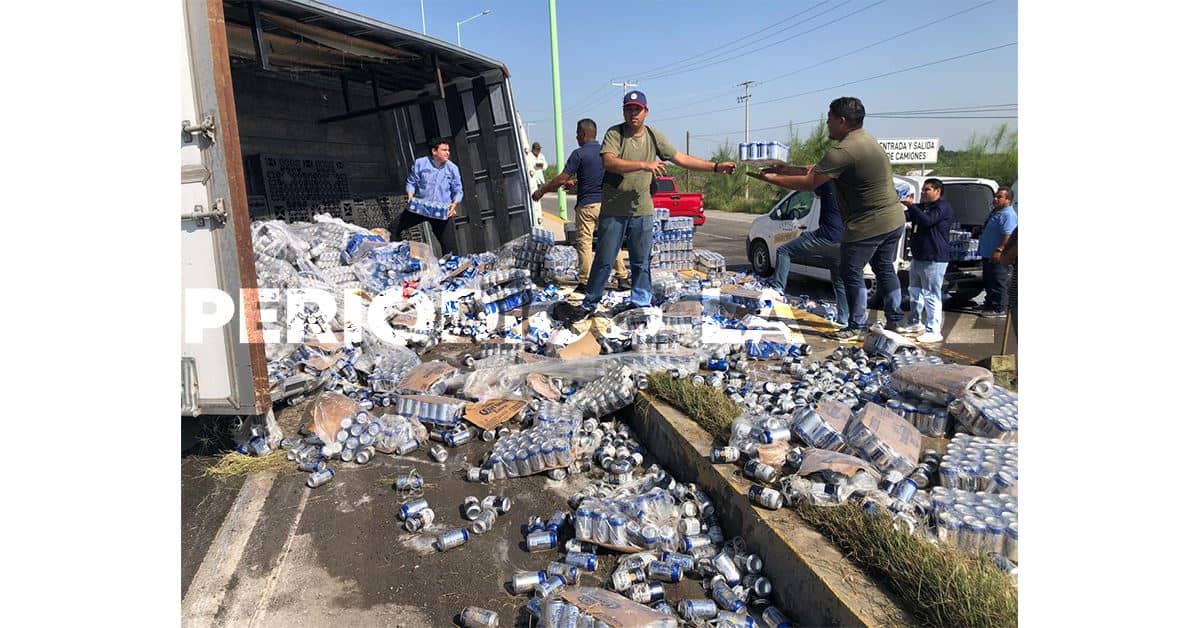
[651,210,694,271]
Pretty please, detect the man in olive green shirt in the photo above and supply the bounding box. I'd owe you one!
[553,90,735,324]
[751,96,906,341]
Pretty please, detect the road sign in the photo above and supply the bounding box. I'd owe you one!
[877,138,939,164]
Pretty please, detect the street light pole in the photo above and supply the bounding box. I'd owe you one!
[420,0,426,35]
[456,9,491,47]
[549,0,566,221]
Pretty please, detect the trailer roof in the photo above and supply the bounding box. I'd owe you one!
[223,0,510,93]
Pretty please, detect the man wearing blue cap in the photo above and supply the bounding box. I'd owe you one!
[552,90,736,323]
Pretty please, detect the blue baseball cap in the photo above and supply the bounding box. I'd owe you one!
[623,90,648,110]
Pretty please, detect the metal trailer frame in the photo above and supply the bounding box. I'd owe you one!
[182,0,536,416]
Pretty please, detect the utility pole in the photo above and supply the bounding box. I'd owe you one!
[548,0,567,220]
[419,0,426,34]
[685,130,690,191]
[611,80,639,94]
[737,80,754,200]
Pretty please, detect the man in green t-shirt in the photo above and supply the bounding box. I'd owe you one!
[553,90,736,324]
[751,96,906,341]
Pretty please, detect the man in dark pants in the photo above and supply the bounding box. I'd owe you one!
[978,186,1017,317]
[392,138,462,256]
[532,118,630,290]
[552,90,736,323]
[753,96,907,342]
[758,181,849,327]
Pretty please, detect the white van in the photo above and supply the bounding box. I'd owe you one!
[744,176,998,306]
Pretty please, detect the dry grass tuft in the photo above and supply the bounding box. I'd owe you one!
[796,503,1017,628]
[203,451,293,478]
[645,372,740,442]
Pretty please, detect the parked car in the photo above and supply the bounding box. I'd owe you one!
[745,176,998,307]
[651,176,705,225]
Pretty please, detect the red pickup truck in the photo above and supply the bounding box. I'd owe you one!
[652,176,705,225]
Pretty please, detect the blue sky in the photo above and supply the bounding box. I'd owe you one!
[334,0,1017,163]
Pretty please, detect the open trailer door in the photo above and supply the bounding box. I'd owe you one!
[181,0,269,417]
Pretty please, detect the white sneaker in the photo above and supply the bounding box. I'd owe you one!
[897,322,924,335]
[916,332,944,344]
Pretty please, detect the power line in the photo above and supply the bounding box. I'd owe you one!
[624,1,835,79]
[756,0,997,88]
[653,42,1017,124]
[872,115,1018,119]
[640,0,888,82]
[563,1,847,117]
[650,1,996,116]
[648,1,993,116]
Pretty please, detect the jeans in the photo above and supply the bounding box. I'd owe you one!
[581,214,654,310]
[907,260,948,334]
[574,202,627,285]
[392,210,458,256]
[983,261,1011,310]
[770,231,848,326]
[840,226,904,330]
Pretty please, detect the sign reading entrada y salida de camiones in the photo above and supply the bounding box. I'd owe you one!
[877,138,939,164]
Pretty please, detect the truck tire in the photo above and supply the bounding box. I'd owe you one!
[749,239,772,276]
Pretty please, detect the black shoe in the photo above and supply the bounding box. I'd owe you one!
[980,308,1007,319]
[884,322,903,333]
[826,327,866,343]
[552,301,594,324]
[607,301,641,317]
[607,276,632,291]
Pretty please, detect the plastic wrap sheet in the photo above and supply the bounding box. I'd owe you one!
[888,363,995,403]
[460,350,700,402]
[843,402,921,475]
[351,241,444,295]
[303,391,360,444]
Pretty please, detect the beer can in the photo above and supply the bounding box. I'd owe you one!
[459,606,499,628]
[394,472,424,492]
[429,444,449,463]
[712,551,742,584]
[481,495,512,514]
[403,508,435,532]
[735,553,763,574]
[546,561,580,584]
[510,570,546,593]
[678,599,718,621]
[435,528,469,552]
[306,467,334,488]
[398,498,429,520]
[749,485,784,510]
[564,550,598,571]
[711,446,741,464]
[647,560,682,583]
[744,459,778,483]
[763,606,794,628]
[526,529,558,552]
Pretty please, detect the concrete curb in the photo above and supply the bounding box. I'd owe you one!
[625,393,915,627]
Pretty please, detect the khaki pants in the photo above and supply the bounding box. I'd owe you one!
[575,202,627,284]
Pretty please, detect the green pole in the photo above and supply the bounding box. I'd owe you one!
[548,0,567,220]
